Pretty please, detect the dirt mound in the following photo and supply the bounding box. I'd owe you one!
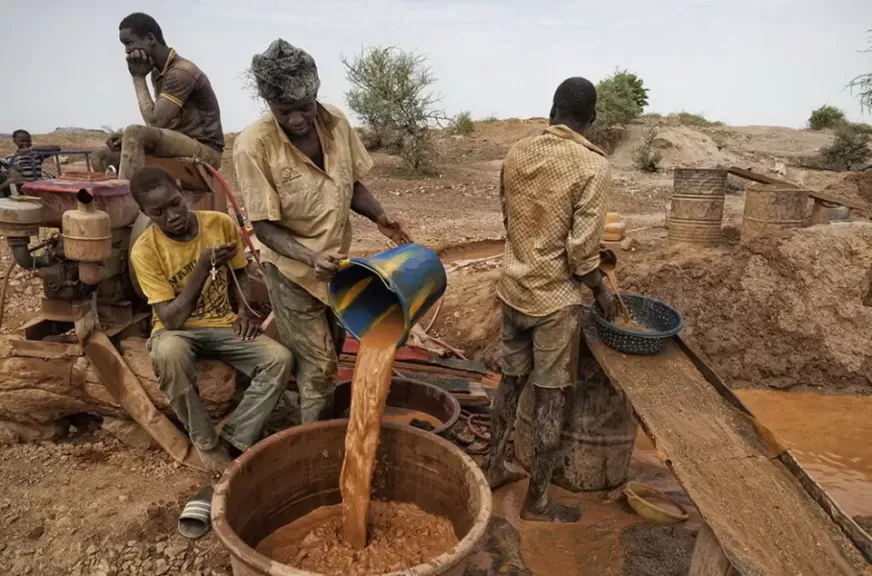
[621,222,872,394]
[821,171,872,208]
[439,223,872,395]
[611,124,740,170]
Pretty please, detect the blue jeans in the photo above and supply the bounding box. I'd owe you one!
[147,328,293,451]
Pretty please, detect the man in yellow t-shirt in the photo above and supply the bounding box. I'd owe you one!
[129,166,292,475]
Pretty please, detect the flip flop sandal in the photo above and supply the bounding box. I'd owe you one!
[178,485,214,539]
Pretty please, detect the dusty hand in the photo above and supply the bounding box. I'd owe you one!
[126,49,153,77]
[201,243,238,270]
[311,252,341,281]
[5,170,23,185]
[594,284,619,321]
[106,135,122,152]
[599,247,617,273]
[233,314,262,341]
[377,213,413,245]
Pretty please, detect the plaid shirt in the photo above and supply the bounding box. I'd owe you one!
[497,125,610,317]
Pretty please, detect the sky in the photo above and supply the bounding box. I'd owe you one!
[1,0,871,134]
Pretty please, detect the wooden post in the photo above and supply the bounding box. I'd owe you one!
[689,524,740,576]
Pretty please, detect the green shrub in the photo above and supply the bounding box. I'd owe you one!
[451,111,475,135]
[354,127,381,151]
[669,112,723,127]
[632,127,662,173]
[819,124,872,171]
[808,105,847,130]
[640,112,663,121]
[342,46,445,172]
[849,122,872,135]
[589,70,649,151]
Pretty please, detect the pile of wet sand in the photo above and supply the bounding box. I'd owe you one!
[621,222,872,394]
[442,222,872,395]
[256,501,458,575]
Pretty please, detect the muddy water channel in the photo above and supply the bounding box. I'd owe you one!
[737,389,872,519]
[488,389,871,575]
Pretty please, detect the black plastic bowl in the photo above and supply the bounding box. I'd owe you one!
[591,294,684,355]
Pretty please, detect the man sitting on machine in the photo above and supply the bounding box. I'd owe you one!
[112,12,224,181]
[129,166,292,476]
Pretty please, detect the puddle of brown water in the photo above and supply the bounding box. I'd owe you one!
[491,480,634,576]
[491,447,701,576]
[736,390,872,518]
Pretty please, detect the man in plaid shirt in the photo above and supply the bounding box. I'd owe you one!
[485,77,617,523]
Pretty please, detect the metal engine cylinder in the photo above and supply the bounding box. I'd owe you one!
[62,190,111,285]
[0,196,44,238]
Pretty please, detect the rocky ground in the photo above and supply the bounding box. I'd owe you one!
[0,426,229,576]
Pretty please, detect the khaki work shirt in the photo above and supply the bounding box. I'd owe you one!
[234,104,374,303]
[151,48,224,152]
[497,124,611,317]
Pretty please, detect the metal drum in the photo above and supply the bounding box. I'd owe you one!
[668,168,728,245]
[514,354,637,492]
[742,184,809,240]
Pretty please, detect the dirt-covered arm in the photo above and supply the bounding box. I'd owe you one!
[152,260,212,330]
[350,181,385,223]
[132,76,181,129]
[251,221,317,267]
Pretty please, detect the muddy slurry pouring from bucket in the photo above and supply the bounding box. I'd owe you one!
[338,305,407,549]
[328,245,449,553]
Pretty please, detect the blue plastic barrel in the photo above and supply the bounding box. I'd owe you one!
[328,244,447,347]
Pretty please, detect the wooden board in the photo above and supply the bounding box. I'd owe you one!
[727,166,871,213]
[582,322,868,575]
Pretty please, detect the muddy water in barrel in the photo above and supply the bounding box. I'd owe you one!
[380,407,442,428]
[341,307,406,548]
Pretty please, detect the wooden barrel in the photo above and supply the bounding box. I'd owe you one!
[212,421,492,576]
[514,355,637,492]
[668,168,727,245]
[742,184,809,240]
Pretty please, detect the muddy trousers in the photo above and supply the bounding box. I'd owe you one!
[263,264,346,424]
[147,328,293,452]
[488,304,579,511]
[118,125,222,180]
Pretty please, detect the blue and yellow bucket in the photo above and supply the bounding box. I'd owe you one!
[328,244,447,348]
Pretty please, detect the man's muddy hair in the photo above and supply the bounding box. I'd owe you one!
[129,166,177,204]
[553,77,597,125]
[119,12,166,46]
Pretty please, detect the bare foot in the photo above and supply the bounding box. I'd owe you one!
[197,444,232,478]
[485,462,527,490]
[520,500,582,523]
